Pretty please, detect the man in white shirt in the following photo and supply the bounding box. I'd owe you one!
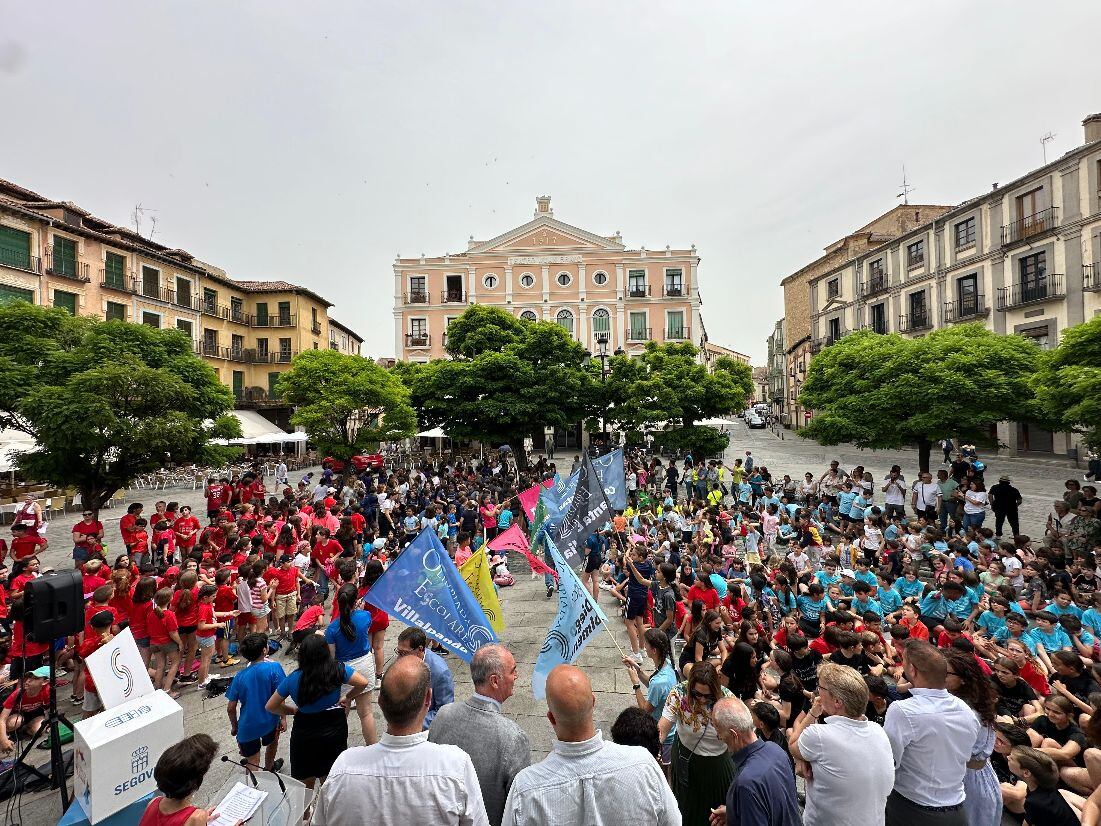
[881,467,907,520]
[790,663,894,826]
[311,655,489,826]
[910,472,941,522]
[502,665,679,826]
[883,640,981,826]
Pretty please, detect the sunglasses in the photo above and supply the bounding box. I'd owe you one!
[689,689,715,704]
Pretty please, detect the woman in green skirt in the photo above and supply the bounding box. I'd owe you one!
[658,661,735,826]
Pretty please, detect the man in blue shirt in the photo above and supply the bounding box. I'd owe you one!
[712,696,801,825]
[397,626,455,729]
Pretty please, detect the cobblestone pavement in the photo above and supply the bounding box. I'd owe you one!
[12,434,1082,823]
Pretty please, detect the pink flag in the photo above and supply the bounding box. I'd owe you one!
[517,478,555,521]
[489,524,558,579]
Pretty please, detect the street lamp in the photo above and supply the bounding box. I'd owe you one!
[584,332,624,453]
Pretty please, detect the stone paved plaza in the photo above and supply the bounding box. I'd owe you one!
[11,431,1086,823]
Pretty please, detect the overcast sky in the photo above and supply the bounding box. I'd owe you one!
[4,2,1100,362]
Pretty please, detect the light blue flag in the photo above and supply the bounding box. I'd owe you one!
[366,528,497,662]
[532,536,608,699]
[553,449,626,511]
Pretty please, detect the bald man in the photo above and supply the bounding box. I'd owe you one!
[312,656,489,826]
[501,665,680,826]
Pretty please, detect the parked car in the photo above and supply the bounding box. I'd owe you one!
[322,453,385,473]
[746,415,766,429]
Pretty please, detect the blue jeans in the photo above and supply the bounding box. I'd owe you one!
[316,566,330,600]
[938,503,955,533]
[962,511,985,531]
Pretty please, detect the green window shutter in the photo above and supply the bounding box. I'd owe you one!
[232,371,244,399]
[104,252,126,289]
[0,284,34,305]
[53,290,77,314]
[0,225,32,270]
[277,301,291,323]
[105,301,126,321]
[255,302,268,325]
[53,237,77,277]
[268,372,281,398]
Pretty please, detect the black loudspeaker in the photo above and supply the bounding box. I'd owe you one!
[24,570,84,643]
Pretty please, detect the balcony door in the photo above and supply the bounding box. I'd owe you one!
[1019,252,1047,301]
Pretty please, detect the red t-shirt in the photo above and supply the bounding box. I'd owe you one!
[349,513,366,534]
[129,600,153,639]
[205,484,226,512]
[72,520,103,549]
[685,584,721,612]
[3,682,50,713]
[196,603,217,638]
[83,603,121,639]
[11,535,47,561]
[79,635,109,692]
[82,573,108,597]
[810,636,837,656]
[267,566,299,595]
[200,526,226,551]
[128,530,150,553]
[311,538,342,567]
[214,585,237,614]
[146,608,179,646]
[173,515,201,548]
[171,588,201,627]
[108,591,134,621]
[9,620,48,658]
[10,572,36,596]
[119,513,139,544]
[294,604,324,632]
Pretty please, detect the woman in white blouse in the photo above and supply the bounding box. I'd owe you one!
[962,479,989,531]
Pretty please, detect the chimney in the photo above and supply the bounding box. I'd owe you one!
[1085,113,1101,145]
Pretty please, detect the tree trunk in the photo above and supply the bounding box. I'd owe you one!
[917,437,932,475]
[514,446,529,471]
[84,485,115,522]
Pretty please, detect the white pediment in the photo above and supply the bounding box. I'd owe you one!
[469,214,624,255]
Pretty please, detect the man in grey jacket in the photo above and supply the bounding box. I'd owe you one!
[429,644,532,826]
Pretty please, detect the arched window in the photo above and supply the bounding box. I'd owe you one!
[556,309,574,336]
[556,272,572,287]
[519,272,535,288]
[592,308,610,335]
[519,310,538,322]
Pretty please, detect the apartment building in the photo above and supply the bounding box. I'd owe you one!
[701,340,752,369]
[765,319,786,419]
[0,178,360,425]
[329,318,363,356]
[393,196,706,362]
[804,113,1101,456]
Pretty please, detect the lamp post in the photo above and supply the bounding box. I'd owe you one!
[585,331,624,454]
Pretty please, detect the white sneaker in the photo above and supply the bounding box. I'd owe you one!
[632,651,645,664]
[598,583,613,591]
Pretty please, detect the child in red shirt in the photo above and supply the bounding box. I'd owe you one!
[194,584,235,686]
[290,598,325,655]
[128,519,151,569]
[171,572,201,685]
[78,610,115,718]
[212,569,239,667]
[81,559,109,599]
[10,525,47,562]
[147,589,182,697]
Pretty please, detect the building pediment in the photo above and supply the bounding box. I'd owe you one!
[468,211,624,255]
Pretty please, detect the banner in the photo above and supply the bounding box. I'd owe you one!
[368,529,497,662]
[532,537,607,699]
[459,547,504,635]
[490,522,557,579]
[555,451,613,569]
[553,448,626,511]
[83,627,156,710]
[517,478,555,522]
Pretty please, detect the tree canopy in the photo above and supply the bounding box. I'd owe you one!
[600,342,752,457]
[276,349,416,459]
[394,306,596,467]
[1033,314,1101,449]
[0,302,240,513]
[799,324,1045,471]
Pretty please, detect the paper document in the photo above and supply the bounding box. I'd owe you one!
[209,782,268,826]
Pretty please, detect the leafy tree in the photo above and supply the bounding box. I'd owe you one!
[277,349,416,459]
[1033,315,1101,449]
[396,306,596,468]
[0,303,240,515]
[599,342,751,457]
[799,324,1044,472]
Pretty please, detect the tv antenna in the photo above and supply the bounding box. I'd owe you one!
[896,164,915,205]
[131,203,159,238]
[1041,132,1056,164]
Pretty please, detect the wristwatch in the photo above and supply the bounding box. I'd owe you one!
[633,684,641,691]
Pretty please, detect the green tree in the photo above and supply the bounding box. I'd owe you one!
[0,303,240,515]
[396,306,596,468]
[799,324,1044,472]
[276,349,416,460]
[1033,315,1101,449]
[600,342,751,457]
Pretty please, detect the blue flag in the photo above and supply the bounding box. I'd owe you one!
[367,528,497,662]
[532,536,608,699]
[553,449,626,511]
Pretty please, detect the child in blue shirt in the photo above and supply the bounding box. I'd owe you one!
[893,569,925,601]
[993,613,1039,655]
[875,574,903,619]
[1029,611,1073,668]
[851,582,884,618]
[975,596,1010,640]
[1045,590,1084,619]
[1082,594,1101,636]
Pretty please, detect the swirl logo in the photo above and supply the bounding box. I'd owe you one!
[539,629,573,661]
[466,625,495,651]
[111,648,134,696]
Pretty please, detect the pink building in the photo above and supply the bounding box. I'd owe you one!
[393,196,705,360]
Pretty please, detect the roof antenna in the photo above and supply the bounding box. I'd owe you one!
[897,165,914,205]
[131,203,158,237]
[1041,132,1056,164]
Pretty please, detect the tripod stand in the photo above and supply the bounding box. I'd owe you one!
[8,642,74,811]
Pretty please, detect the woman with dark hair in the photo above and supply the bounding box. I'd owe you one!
[944,648,1002,826]
[684,609,725,674]
[361,559,388,690]
[323,583,377,744]
[265,633,368,790]
[657,660,734,826]
[721,641,761,702]
[623,628,677,765]
[764,648,804,727]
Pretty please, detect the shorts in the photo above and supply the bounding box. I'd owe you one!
[83,691,103,713]
[197,634,215,649]
[150,641,178,656]
[584,555,603,574]
[239,724,280,758]
[252,603,270,619]
[342,653,376,695]
[272,591,298,620]
[178,624,198,636]
[73,546,91,563]
[135,636,150,649]
[626,596,648,620]
[237,612,255,627]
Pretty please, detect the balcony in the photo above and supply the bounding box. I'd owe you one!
[0,248,40,274]
[132,280,177,304]
[441,289,466,303]
[944,295,988,323]
[405,291,429,305]
[1084,264,1101,292]
[898,312,932,333]
[252,313,296,328]
[99,267,131,292]
[45,253,90,282]
[405,332,431,348]
[230,307,249,325]
[197,341,227,359]
[996,274,1064,310]
[311,321,322,335]
[175,293,199,311]
[1001,206,1058,246]
[253,349,296,364]
[201,300,231,320]
[665,326,690,341]
[627,285,650,298]
[812,329,848,352]
[663,283,684,297]
[625,327,651,342]
[859,274,888,298]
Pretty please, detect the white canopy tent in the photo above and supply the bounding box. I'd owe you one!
[210,410,303,446]
[0,429,37,473]
[416,427,447,438]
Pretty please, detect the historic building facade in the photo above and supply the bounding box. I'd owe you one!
[393,196,707,362]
